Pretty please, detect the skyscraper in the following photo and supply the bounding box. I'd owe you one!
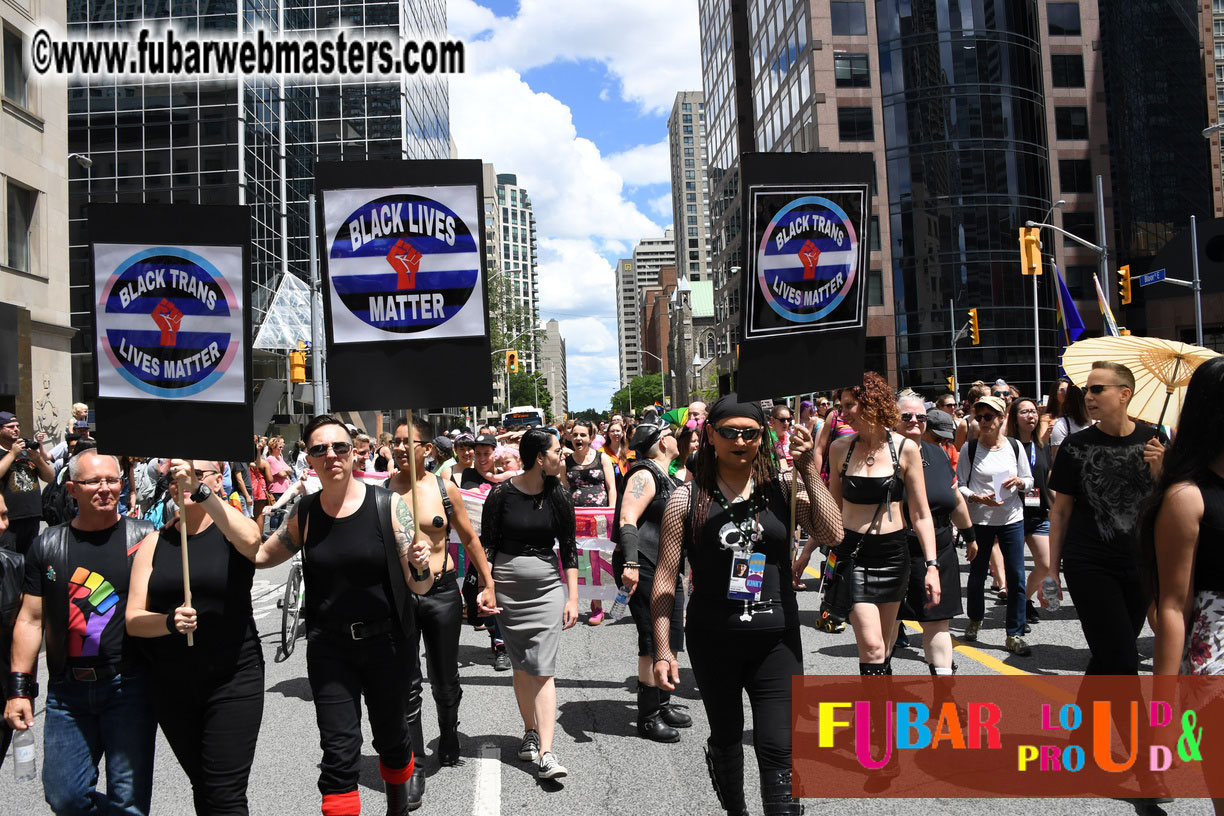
[539,318,568,418]
[667,91,713,281]
[496,173,541,373]
[616,229,676,386]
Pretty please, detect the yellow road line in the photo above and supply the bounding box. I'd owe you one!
[801,564,1032,677]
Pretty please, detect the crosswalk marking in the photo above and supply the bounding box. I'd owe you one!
[472,743,501,816]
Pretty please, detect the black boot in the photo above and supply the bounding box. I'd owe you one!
[637,684,681,743]
[437,703,462,766]
[385,778,413,816]
[859,662,889,675]
[704,741,749,815]
[657,688,692,728]
[405,719,425,810]
[761,768,805,815]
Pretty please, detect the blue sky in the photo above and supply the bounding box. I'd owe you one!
[447,0,701,412]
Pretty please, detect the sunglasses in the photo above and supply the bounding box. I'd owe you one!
[712,426,763,441]
[993,391,1009,398]
[307,441,353,457]
[975,413,1000,423]
[193,469,219,480]
[775,416,793,424]
[900,413,928,423]
[1086,383,1127,394]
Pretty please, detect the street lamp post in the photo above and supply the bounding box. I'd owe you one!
[640,350,667,410]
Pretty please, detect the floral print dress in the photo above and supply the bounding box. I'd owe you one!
[566,450,609,507]
[1182,591,1224,675]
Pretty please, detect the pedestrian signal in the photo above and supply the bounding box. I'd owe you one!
[1118,265,1132,306]
[968,308,981,346]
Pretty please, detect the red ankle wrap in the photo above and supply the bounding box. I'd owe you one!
[379,755,415,785]
[321,790,361,816]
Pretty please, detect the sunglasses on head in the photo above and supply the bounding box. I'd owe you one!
[900,413,928,423]
[712,425,763,441]
[1086,383,1126,394]
[307,441,353,457]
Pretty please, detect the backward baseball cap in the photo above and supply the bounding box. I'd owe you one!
[0,411,15,425]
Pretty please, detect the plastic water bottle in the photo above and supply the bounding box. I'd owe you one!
[1041,576,1061,612]
[13,727,35,782]
[608,587,630,621]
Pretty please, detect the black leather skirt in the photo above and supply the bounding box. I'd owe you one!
[837,528,910,605]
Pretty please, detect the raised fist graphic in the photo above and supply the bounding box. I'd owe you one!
[799,239,821,281]
[386,239,422,290]
[151,298,184,347]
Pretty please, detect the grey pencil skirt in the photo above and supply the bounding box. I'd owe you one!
[492,552,564,676]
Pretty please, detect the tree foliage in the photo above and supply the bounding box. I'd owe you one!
[508,370,553,420]
[610,373,665,416]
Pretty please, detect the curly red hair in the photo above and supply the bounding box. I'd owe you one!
[849,371,899,429]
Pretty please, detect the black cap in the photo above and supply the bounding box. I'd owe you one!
[431,435,454,457]
[474,434,498,448]
[925,408,955,440]
[629,420,666,456]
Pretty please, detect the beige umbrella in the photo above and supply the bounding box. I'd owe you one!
[1060,335,1220,427]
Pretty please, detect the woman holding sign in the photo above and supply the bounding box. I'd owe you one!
[481,428,579,781]
[651,395,842,816]
[125,459,264,815]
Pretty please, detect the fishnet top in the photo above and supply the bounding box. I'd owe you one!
[650,451,841,664]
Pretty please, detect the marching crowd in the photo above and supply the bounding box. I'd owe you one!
[0,355,1222,815]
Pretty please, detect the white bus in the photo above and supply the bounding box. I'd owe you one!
[501,406,547,430]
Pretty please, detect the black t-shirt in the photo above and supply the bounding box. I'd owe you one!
[460,468,492,490]
[1048,424,1161,565]
[23,520,132,667]
[302,487,394,633]
[1,446,43,520]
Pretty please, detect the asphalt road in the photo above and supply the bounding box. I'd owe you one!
[1,552,1216,816]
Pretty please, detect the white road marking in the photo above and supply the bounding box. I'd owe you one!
[472,743,501,816]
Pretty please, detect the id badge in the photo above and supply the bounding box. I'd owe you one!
[1024,488,1041,508]
[728,553,766,601]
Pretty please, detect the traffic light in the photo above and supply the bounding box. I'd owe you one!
[1019,227,1043,276]
[506,350,519,373]
[946,375,956,393]
[968,308,980,345]
[1118,265,1132,306]
[289,349,306,383]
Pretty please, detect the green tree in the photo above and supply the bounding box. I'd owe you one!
[570,408,606,423]
[508,370,553,419]
[610,373,664,416]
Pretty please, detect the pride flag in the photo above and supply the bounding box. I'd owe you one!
[1092,273,1120,337]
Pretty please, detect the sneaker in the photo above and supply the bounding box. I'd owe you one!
[493,645,511,672]
[1006,635,1032,656]
[587,609,606,626]
[517,729,540,762]
[537,751,568,780]
[962,620,982,642]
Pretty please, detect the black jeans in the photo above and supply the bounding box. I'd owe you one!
[151,641,265,815]
[686,625,801,776]
[406,575,463,721]
[1063,557,1148,674]
[306,631,415,796]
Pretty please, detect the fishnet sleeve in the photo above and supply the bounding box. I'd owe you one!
[788,452,843,550]
[650,482,692,665]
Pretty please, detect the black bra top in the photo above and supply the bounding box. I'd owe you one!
[840,435,905,505]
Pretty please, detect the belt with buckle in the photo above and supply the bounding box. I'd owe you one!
[68,661,131,683]
[425,570,458,595]
[344,618,395,641]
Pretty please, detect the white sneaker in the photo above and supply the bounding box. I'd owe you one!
[537,751,567,780]
[517,729,539,762]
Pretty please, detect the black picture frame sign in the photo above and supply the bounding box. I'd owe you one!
[88,204,254,463]
[736,152,874,400]
[315,160,494,410]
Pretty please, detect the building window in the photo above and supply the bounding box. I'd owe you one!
[1061,212,1097,251]
[1048,3,1081,36]
[1054,107,1089,140]
[1215,19,1224,38]
[869,216,881,252]
[831,1,868,36]
[837,106,874,141]
[1217,64,1224,84]
[867,269,884,307]
[6,181,37,272]
[3,27,27,108]
[1058,158,1093,193]
[834,53,870,88]
[1216,0,1224,12]
[1064,263,1094,298]
[1050,54,1085,88]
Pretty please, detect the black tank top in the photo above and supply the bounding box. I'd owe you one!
[145,523,257,665]
[303,486,394,633]
[615,460,680,565]
[1195,472,1224,593]
[840,435,906,505]
[686,481,795,633]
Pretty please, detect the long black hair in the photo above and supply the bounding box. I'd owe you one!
[1139,356,1224,600]
[519,427,575,534]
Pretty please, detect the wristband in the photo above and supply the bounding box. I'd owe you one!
[623,562,640,569]
[410,564,431,581]
[925,559,939,569]
[7,672,38,700]
[619,523,640,564]
[165,612,177,634]
[959,525,977,544]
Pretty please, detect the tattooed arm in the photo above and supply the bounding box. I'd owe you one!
[253,500,303,568]
[617,468,657,596]
[392,491,433,594]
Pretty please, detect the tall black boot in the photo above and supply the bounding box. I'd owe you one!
[704,741,749,815]
[859,662,889,675]
[638,684,681,743]
[405,719,425,811]
[437,702,462,766]
[657,688,692,728]
[761,768,805,815]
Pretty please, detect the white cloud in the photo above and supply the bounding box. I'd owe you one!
[448,0,702,114]
[534,238,618,320]
[564,352,622,411]
[606,139,671,188]
[648,192,673,219]
[558,317,615,354]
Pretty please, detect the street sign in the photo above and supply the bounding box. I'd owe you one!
[1139,268,1166,287]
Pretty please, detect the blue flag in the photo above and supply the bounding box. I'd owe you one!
[1053,263,1085,367]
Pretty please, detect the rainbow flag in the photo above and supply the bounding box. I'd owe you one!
[1092,273,1120,337]
[1053,263,1085,355]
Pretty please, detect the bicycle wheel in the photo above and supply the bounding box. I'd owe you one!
[280,564,303,657]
